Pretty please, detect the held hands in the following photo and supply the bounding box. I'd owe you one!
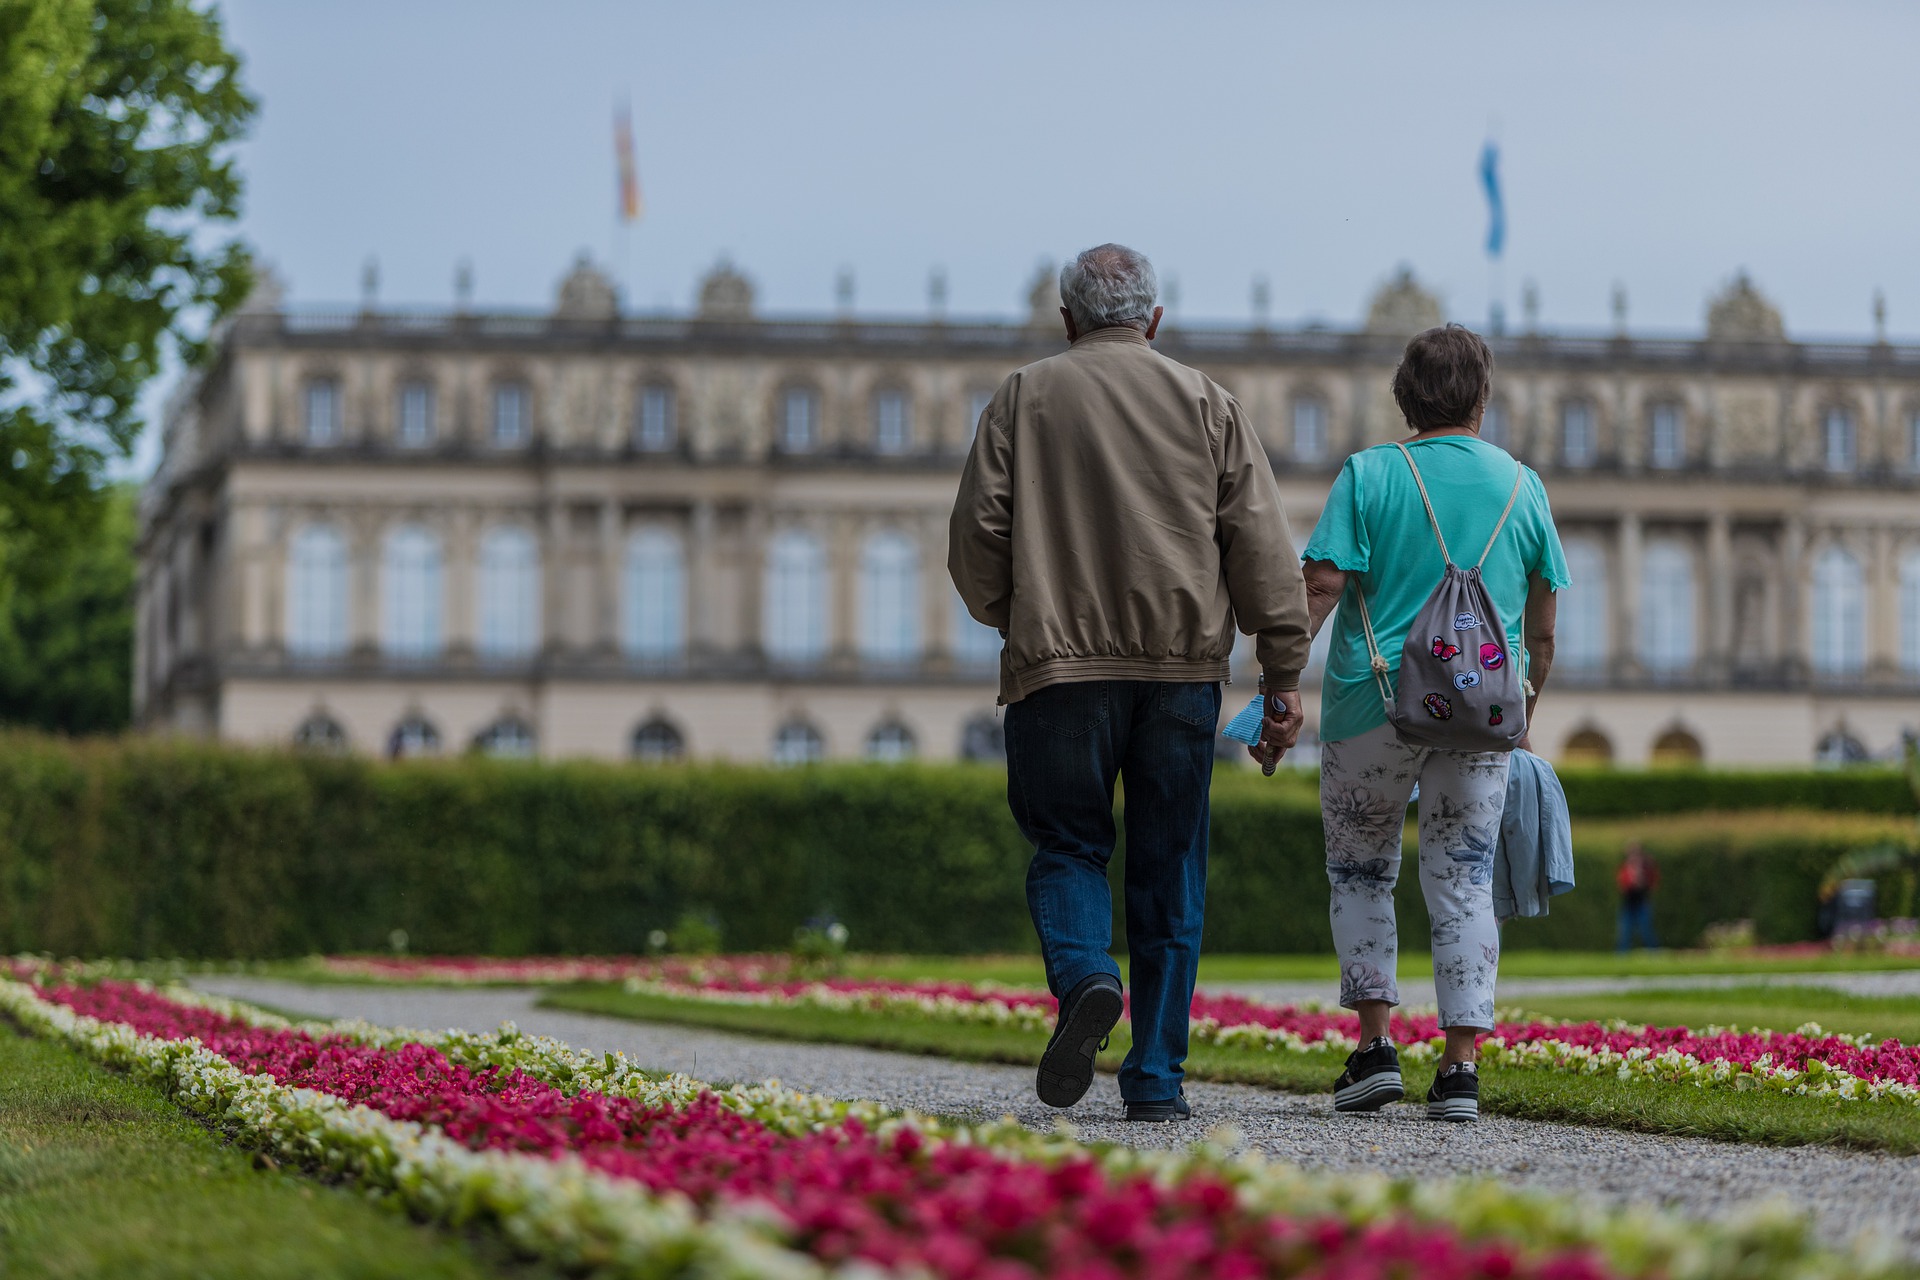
[1247,687,1304,776]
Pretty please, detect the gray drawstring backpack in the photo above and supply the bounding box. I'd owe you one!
[1353,441,1531,752]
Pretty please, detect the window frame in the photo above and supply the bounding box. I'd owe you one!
[397,380,437,448]
[475,524,541,662]
[622,527,687,662]
[1822,406,1858,474]
[1291,396,1330,463]
[1560,399,1598,468]
[1648,403,1685,470]
[779,385,820,453]
[636,382,677,452]
[872,387,911,455]
[491,381,530,448]
[303,377,341,446]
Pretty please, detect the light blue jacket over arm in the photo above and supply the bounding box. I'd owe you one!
[1493,748,1575,921]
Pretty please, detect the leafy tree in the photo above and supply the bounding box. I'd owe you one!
[0,482,133,732]
[0,0,253,571]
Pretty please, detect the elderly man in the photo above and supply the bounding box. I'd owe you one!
[950,243,1310,1121]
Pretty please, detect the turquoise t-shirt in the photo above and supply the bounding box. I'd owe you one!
[1304,436,1570,744]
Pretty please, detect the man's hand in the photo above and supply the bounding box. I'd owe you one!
[1247,687,1304,775]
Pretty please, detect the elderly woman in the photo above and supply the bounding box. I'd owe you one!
[1254,324,1566,1123]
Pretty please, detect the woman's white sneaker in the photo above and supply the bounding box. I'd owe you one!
[1332,1036,1404,1112]
[1426,1061,1480,1122]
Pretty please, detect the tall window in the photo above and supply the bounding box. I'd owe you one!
[476,526,540,661]
[780,386,819,452]
[381,525,443,659]
[1823,407,1857,473]
[397,381,436,447]
[631,718,686,763]
[1648,404,1684,470]
[967,388,995,444]
[866,721,916,762]
[763,530,827,663]
[1558,537,1609,673]
[492,382,528,447]
[1292,398,1329,463]
[859,531,919,663]
[304,379,341,446]
[1811,545,1867,677]
[1479,401,1509,450]
[636,384,676,451]
[1638,540,1695,674]
[1907,410,1920,474]
[286,524,349,658]
[1561,400,1597,467]
[873,389,910,454]
[1903,549,1920,677]
[952,587,1001,668]
[622,528,685,660]
[771,719,825,766]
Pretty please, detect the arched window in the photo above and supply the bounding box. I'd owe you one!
[859,531,919,663]
[473,717,536,758]
[1811,545,1867,678]
[397,380,436,447]
[1823,407,1857,474]
[622,528,685,661]
[631,717,686,763]
[476,526,540,661]
[1648,403,1684,470]
[951,587,1001,669]
[1561,727,1614,766]
[1561,400,1597,467]
[959,713,1005,762]
[492,382,529,446]
[764,530,827,664]
[1292,398,1329,463]
[381,525,444,659]
[636,383,676,451]
[873,388,910,454]
[1650,726,1704,766]
[304,378,341,445]
[388,714,441,759]
[1479,401,1509,450]
[771,719,824,766]
[1558,537,1609,673]
[779,386,819,452]
[865,720,916,762]
[287,524,350,658]
[292,712,348,753]
[1816,729,1871,766]
[1638,540,1694,674]
[1900,548,1920,676]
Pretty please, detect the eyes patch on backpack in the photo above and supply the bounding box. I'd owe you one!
[1479,643,1506,670]
[1452,612,1479,630]
[1430,637,1462,661]
[1452,670,1481,689]
[1423,692,1453,720]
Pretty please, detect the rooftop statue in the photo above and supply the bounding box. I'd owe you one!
[1026,262,1062,330]
[1705,270,1785,342]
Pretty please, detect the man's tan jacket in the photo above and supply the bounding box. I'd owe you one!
[948,326,1310,704]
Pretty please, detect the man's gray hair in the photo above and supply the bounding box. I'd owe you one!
[1059,243,1158,333]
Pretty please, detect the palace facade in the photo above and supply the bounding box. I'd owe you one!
[136,258,1920,767]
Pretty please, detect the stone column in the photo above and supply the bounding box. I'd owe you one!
[1779,516,1807,681]
[1613,511,1642,679]
[1706,513,1733,682]
[351,511,380,655]
[923,509,949,664]
[688,499,717,658]
[445,509,477,658]
[1870,524,1897,677]
[830,512,859,668]
[541,503,566,659]
[596,500,621,655]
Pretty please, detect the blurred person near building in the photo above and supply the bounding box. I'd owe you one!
[949,243,1310,1123]
[1616,842,1660,951]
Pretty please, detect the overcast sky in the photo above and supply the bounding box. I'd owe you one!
[213,1,1915,338]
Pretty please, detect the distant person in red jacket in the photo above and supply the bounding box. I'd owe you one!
[1616,843,1659,952]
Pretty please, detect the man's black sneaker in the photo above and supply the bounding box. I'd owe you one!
[1035,972,1124,1108]
[1427,1061,1480,1122]
[1332,1035,1403,1112]
[1124,1089,1190,1123]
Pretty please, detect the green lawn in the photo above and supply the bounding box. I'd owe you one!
[543,985,1920,1154]
[0,1022,553,1280]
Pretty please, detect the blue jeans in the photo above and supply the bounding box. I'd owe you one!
[1617,899,1657,951]
[1005,679,1220,1103]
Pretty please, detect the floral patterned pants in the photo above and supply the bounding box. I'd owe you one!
[1321,723,1511,1029]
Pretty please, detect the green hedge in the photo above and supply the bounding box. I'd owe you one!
[0,735,1913,959]
[1548,767,1915,817]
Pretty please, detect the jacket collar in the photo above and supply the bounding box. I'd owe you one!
[1070,326,1150,348]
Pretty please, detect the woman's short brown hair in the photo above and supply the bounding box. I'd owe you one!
[1391,324,1493,433]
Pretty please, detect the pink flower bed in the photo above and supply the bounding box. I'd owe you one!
[43,978,1606,1280]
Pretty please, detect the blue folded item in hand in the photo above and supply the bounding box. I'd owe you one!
[1220,695,1266,745]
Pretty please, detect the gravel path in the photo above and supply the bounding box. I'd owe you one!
[193,976,1920,1256]
[1217,968,1920,1009]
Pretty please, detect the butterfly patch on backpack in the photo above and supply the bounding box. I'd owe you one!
[1430,637,1462,661]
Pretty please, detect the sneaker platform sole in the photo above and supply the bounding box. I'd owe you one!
[1035,984,1124,1108]
[1427,1097,1479,1122]
[1333,1071,1404,1113]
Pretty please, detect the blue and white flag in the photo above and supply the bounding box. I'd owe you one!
[1479,140,1505,259]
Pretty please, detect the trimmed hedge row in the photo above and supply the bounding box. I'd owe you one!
[1,735,1913,959]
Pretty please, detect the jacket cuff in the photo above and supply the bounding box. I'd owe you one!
[1262,668,1302,693]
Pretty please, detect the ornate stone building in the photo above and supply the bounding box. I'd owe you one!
[136,258,1920,766]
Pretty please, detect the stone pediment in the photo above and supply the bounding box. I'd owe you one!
[554,254,618,320]
[697,260,756,321]
[1365,266,1442,336]
[1705,271,1785,342]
